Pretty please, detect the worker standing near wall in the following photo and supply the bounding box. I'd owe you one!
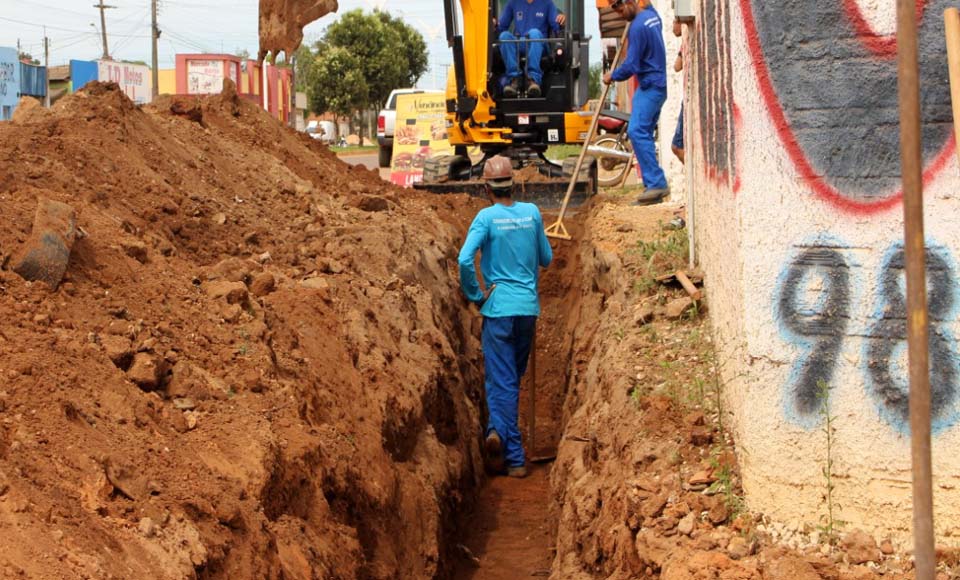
[603,0,670,204]
[458,156,553,478]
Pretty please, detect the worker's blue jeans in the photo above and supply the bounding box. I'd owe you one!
[482,315,537,468]
[628,85,668,190]
[499,29,545,85]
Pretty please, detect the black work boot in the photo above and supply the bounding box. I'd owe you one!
[484,431,505,474]
[526,80,541,98]
[503,78,520,98]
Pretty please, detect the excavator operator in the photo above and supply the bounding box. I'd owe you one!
[496,0,567,98]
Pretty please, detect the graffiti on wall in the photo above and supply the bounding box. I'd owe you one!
[694,0,737,187]
[776,241,960,432]
[741,0,954,213]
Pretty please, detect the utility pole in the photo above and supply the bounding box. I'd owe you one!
[94,0,115,60]
[151,0,159,98]
[43,31,50,108]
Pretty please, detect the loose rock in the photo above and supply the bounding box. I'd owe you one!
[665,297,695,320]
[249,272,276,297]
[13,198,77,289]
[127,353,162,390]
[842,529,880,565]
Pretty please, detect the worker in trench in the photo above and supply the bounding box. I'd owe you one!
[457,155,553,478]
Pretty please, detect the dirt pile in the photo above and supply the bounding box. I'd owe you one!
[0,82,487,578]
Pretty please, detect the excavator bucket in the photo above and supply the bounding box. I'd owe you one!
[413,155,597,209]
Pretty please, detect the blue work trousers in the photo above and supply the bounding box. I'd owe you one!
[482,315,537,467]
[499,29,546,85]
[627,86,668,190]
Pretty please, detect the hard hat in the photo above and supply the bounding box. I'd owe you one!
[482,155,513,188]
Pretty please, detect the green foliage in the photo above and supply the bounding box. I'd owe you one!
[305,46,369,119]
[706,454,745,519]
[18,52,39,65]
[318,9,428,111]
[588,62,602,100]
[633,223,690,297]
[296,10,428,117]
[816,379,846,545]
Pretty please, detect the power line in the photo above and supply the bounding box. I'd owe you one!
[0,15,149,37]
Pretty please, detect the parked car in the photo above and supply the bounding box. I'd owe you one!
[377,88,442,168]
[305,120,336,144]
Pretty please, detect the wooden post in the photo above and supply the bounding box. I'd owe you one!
[898,2,935,578]
[945,9,960,166]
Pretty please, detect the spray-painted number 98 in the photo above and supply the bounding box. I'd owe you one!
[777,244,958,431]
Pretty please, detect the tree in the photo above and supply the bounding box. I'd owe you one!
[376,11,428,88]
[589,62,602,100]
[19,52,39,65]
[307,47,368,132]
[319,9,427,109]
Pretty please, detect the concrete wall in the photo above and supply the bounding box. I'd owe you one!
[0,48,21,120]
[688,0,960,542]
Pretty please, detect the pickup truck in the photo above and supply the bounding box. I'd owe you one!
[377,88,443,168]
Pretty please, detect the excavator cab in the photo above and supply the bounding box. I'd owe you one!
[414,0,598,206]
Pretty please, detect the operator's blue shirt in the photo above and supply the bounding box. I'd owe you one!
[458,201,553,318]
[611,4,667,90]
[498,0,561,37]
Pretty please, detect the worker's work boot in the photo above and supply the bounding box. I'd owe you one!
[484,431,505,474]
[633,187,669,205]
[526,81,542,98]
[507,465,528,478]
[504,78,520,98]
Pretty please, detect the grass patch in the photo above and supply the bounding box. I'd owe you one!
[546,144,585,159]
[633,223,690,297]
[331,145,379,155]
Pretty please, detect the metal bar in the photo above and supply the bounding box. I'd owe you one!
[545,24,630,240]
[898,2,935,578]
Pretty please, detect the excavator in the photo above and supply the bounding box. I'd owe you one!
[259,0,617,206]
[414,0,603,206]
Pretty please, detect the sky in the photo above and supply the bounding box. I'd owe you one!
[0,0,605,91]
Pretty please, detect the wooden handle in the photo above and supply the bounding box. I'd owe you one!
[676,270,702,301]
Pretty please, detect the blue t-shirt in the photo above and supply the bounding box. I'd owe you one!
[611,4,667,90]
[458,201,553,318]
[498,0,561,37]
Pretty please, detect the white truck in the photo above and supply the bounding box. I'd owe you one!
[377,88,443,168]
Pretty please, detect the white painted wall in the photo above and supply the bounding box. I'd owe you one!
[689,0,960,544]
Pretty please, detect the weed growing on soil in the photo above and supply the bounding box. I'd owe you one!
[708,450,745,519]
[816,379,845,545]
[633,223,690,296]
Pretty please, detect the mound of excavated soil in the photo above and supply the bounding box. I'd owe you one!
[0,82,487,578]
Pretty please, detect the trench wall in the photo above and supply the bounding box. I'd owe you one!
[688,0,960,541]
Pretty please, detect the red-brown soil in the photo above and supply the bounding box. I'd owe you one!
[0,82,488,579]
[258,0,337,60]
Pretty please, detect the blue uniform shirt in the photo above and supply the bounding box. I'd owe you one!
[458,201,553,318]
[611,4,667,90]
[498,0,561,37]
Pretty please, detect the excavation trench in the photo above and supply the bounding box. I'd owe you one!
[450,212,590,579]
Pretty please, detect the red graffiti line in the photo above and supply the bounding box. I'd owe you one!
[739,0,954,215]
[843,0,926,57]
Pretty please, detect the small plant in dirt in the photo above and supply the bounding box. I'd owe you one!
[707,449,746,520]
[816,379,845,545]
[632,223,690,297]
